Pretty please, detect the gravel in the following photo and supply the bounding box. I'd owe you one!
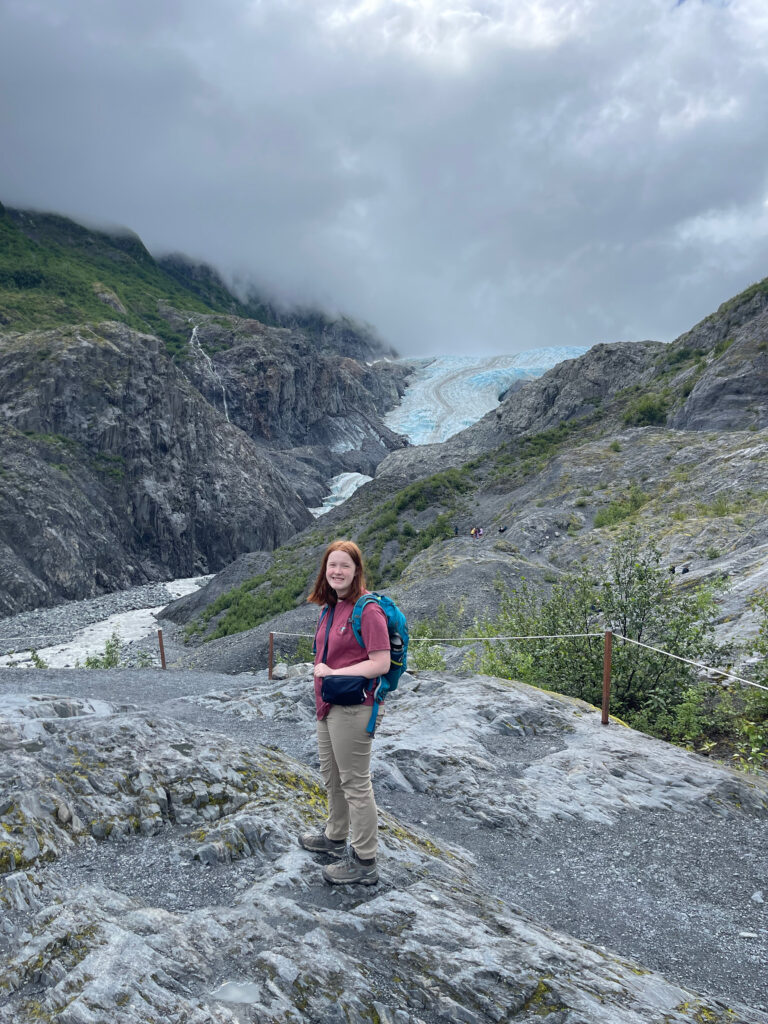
[0,582,182,655]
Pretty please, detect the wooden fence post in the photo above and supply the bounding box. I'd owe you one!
[157,629,167,670]
[601,630,612,725]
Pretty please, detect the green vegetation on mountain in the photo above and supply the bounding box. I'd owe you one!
[0,206,218,355]
[0,204,388,360]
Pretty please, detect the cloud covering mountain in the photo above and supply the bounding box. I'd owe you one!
[2,0,768,354]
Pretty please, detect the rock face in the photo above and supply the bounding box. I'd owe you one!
[671,310,768,431]
[0,323,312,615]
[1,669,767,1023]
[176,313,410,503]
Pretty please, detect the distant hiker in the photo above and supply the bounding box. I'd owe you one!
[453,524,459,536]
[477,527,484,539]
[299,540,390,886]
[498,525,507,533]
[470,526,478,539]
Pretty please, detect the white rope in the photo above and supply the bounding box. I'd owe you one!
[409,633,604,642]
[269,627,767,694]
[270,630,603,642]
[615,634,768,693]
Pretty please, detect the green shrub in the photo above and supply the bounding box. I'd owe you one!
[594,482,648,528]
[83,632,122,668]
[477,530,724,733]
[410,643,447,672]
[623,393,670,427]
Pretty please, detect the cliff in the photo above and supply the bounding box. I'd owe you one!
[0,322,317,614]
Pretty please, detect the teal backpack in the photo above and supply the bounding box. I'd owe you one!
[316,592,409,735]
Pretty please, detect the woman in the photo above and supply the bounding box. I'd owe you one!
[299,539,390,886]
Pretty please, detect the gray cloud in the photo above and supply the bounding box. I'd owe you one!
[1,0,767,355]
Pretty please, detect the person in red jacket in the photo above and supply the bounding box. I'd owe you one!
[299,539,390,885]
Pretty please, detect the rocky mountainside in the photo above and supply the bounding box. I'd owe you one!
[166,309,409,504]
[0,206,409,616]
[0,323,313,615]
[168,274,768,663]
[1,667,767,1022]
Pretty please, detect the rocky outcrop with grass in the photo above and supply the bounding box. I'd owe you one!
[1,669,767,1023]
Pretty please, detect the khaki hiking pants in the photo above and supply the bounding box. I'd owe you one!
[317,704,378,861]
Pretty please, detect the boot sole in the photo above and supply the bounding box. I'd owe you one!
[298,837,346,859]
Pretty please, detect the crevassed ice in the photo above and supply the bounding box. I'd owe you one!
[384,348,587,446]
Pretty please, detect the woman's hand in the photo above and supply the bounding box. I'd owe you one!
[314,651,390,680]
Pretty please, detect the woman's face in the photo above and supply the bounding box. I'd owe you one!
[325,550,357,599]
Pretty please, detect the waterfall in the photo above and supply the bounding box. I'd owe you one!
[189,324,230,422]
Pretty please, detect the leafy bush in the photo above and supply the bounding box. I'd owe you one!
[83,632,122,668]
[410,644,447,671]
[477,530,724,732]
[409,603,467,671]
[623,393,670,427]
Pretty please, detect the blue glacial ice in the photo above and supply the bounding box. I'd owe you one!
[310,346,587,514]
[384,347,587,445]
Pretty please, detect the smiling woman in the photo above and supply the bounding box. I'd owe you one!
[299,539,390,886]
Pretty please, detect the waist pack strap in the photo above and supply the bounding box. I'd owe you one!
[320,605,334,663]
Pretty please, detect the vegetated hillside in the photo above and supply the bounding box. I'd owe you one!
[0,203,395,363]
[0,205,410,614]
[170,273,768,672]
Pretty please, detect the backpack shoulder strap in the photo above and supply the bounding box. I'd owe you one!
[350,593,379,648]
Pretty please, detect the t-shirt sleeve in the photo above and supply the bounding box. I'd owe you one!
[360,601,390,654]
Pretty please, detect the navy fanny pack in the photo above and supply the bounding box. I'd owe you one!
[318,605,372,706]
[320,675,371,705]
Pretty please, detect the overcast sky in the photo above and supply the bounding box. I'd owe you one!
[1,0,768,356]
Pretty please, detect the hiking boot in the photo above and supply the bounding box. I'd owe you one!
[298,830,347,858]
[322,849,379,886]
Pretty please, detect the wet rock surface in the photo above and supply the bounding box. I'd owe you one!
[2,667,767,1023]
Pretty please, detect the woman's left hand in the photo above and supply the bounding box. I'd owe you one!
[314,662,332,678]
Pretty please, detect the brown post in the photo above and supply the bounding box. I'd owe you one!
[268,632,274,680]
[157,629,167,670]
[601,630,612,724]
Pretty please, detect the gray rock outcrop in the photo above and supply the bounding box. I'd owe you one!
[0,323,312,615]
[1,669,767,1022]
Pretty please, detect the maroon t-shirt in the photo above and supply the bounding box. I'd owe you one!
[313,594,390,720]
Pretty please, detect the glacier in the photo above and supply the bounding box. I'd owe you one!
[310,346,587,514]
[384,348,588,445]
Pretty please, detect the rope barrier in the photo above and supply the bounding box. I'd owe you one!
[268,628,767,695]
[615,634,768,693]
[269,630,603,642]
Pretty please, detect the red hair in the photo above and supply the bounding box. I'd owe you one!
[307,539,367,606]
